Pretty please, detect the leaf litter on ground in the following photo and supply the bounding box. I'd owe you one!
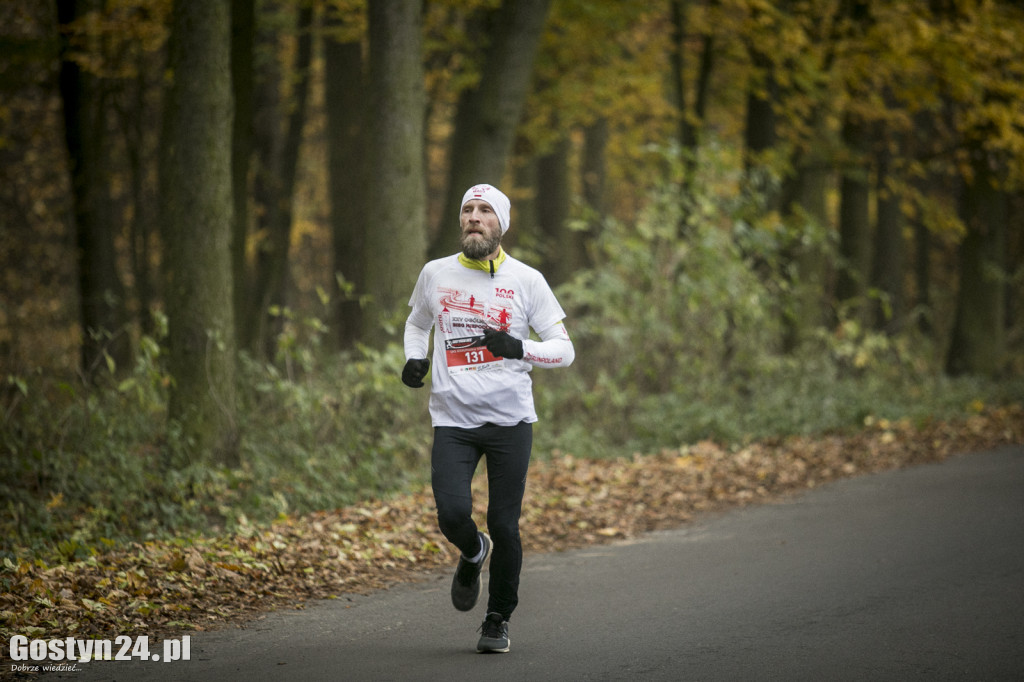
[1,405,1021,657]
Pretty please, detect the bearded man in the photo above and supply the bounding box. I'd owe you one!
[402,184,575,653]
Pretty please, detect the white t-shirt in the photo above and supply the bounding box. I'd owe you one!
[405,252,571,428]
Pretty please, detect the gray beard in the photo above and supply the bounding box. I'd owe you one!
[460,232,500,260]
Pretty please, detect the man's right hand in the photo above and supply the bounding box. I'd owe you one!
[401,358,430,388]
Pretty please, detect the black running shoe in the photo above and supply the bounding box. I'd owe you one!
[477,612,510,653]
[451,532,490,611]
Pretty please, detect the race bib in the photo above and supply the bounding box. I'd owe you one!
[445,335,502,375]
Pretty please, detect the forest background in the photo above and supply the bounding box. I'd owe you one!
[1,0,1023,563]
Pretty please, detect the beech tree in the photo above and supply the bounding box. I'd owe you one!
[361,0,427,342]
[871,139,907,335]
[230,0,255,349]
[735,1,836,350]
[160,0,238,464]
[248,1,315,356]
[669,0,714,217]
[833,0,873,320]
[517,0,660,272]
[946,146,1008,376]
[429,0,552,259]
[943,0,1021,375]
[324,3,367,349]
[57,0,131,378]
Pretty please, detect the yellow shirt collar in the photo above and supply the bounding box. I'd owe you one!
[458,247,507,273]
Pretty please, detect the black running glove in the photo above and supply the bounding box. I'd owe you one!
[402,358,430,388]
[482,329,524,360]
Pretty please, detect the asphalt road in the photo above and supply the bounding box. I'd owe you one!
[32,445,1024,681]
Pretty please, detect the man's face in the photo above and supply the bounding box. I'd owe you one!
[459,199,502,259]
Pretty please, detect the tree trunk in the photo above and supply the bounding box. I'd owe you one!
[512,157,539,247]
[669,0,695,156]
[945,150,1007,376]
[537,135,572,286]
[230,0,255,350]
[122,58,161,339]
[907,107,940,337]
[743,38,779,213]
[160,0,238,465]
[249,2,314,358]
[1006,193,1023,338]
[579,116,608,266]
[774,39,831,353]
[871,151,905,334]
[835,115,872,317]
[57,0,130,378]
[779,152,830,353]
[429,0,552,259]
[913,220,932,335]
[669,0,714,234]
[324,18,367,349]
[362,0,427,343]
[247,11,283,353]
[582,117,608,217]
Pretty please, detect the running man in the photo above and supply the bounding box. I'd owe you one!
[402,184,575,653]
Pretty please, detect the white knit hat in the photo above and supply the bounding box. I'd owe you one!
[460,184,511,234]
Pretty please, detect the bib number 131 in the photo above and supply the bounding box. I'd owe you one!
[445,335,500,374]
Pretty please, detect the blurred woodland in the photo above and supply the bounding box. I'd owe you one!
[1,0,1023,552]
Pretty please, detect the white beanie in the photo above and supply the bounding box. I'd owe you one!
[461,184,511,234]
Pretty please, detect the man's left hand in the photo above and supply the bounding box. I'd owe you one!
[482,329,524,360]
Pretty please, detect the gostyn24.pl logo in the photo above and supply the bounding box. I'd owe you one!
[7,635,191,672]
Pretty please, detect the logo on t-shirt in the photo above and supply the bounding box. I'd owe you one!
[438,287,512,333]
[437,286,513,374]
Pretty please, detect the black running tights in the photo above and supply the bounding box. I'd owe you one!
[431,421,533,621]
